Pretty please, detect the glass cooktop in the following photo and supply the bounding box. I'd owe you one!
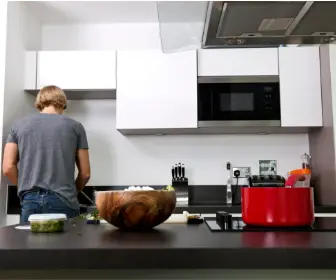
[205,217,336,232]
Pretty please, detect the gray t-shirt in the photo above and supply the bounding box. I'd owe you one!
[6,113,89,210]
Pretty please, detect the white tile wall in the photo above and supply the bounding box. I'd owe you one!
[64,100,309,186]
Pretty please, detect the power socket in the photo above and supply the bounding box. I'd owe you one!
[232,167,251,178]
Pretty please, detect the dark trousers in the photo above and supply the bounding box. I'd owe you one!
[20,188,79,224]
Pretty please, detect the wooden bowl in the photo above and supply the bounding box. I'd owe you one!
[95,190,176,230]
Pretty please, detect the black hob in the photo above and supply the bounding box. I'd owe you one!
[205,217,336,232]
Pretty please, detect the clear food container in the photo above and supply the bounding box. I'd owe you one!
[28,214,67,233]
[288,169,311,187]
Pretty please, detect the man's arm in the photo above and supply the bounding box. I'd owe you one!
[75,149,90,192]
[75,123,90,192]
[3,143,19,185]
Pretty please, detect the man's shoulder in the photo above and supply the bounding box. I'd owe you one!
[13,114,84,129]
[12,114,39,127]
[61,115,84,129]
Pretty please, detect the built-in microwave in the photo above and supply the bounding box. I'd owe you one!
[197,77,281,128]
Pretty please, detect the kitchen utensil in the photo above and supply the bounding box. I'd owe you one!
[178,163,182,179]
[187,217,204,225]
[171,166,176,183]
[226,162,232,205]
[288,169,311,187]
[172,162,188,186]
[182,164,185,181]
[241,187,314,227]
[80,191,94,204]
[247,175,286,187]
[285,174,306,188]
[15,225,31,230]
[301,153,311,169]
[216,211,232,229]
[164,214,187,224]
[95,190,176,230]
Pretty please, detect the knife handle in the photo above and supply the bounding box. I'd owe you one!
[182,164,185,179]
[174,165,178,181]
[178,163,182,179]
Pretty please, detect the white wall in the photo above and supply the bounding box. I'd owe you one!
[42,23,161,50]
[41,22,204,51]
[1,2,42,225]
[40,23,309,186]
[65,100,309,185]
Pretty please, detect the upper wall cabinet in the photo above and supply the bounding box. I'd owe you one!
[25,51,117,99]
[279,46,323,127]
[116,50,198,132]
[198,48,279,77]
[37,51,116,89]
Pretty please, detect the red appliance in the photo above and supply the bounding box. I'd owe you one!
[242,187,314,227]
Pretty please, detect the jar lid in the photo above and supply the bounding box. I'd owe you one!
[28,214,67,222]
[289,169,311,175]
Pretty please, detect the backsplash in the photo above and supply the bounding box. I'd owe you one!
[64,100,309,186]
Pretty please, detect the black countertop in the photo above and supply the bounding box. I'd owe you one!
[2,220,336,270]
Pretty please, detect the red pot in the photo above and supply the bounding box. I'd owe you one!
[242,187,314,227]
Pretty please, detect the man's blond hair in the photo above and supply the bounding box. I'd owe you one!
[35,85,67,111]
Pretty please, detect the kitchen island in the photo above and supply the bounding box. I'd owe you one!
[1,219,336,271]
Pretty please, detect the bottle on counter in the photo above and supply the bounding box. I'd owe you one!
[301,153,311,169]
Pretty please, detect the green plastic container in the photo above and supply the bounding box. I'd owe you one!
[28,214,67,233]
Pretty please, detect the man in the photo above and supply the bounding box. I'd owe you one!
[2,85,91,223]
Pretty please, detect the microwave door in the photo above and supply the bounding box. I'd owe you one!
[197,82,281,127]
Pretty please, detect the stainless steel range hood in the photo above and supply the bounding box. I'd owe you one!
[202,1,336,48]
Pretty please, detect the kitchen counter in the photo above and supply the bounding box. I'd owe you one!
[2,219,336,270]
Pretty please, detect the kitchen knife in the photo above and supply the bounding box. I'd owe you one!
[182,164,185,181]
[174,164,178,181]
[178,163,182,181]
[80,191,94,205]
[171,166,175,182]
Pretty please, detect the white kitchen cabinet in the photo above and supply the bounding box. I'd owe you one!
[197,48,279,76]
[37,51,116,89]
[24,51,37,89]
[279,46,323,127]
[116,50,197,130]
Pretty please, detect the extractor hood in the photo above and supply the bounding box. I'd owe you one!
[202,1,336,48]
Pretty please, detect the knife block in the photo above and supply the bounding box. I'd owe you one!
[172,178,189,187]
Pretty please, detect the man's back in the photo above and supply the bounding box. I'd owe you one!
[8,113,88,209]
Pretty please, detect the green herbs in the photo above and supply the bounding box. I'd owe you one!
[163,185,175,191]
[31,220,64,233]
[80,209,102,220]
[90,209,101,220]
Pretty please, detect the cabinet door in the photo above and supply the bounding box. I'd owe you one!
[279,47,323,127]
[116,50,197,130]
[37,51,116,89]
[198,48,279,76]
[24,51,37,89]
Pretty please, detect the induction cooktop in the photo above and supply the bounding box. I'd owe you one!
[205,217,336,232]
